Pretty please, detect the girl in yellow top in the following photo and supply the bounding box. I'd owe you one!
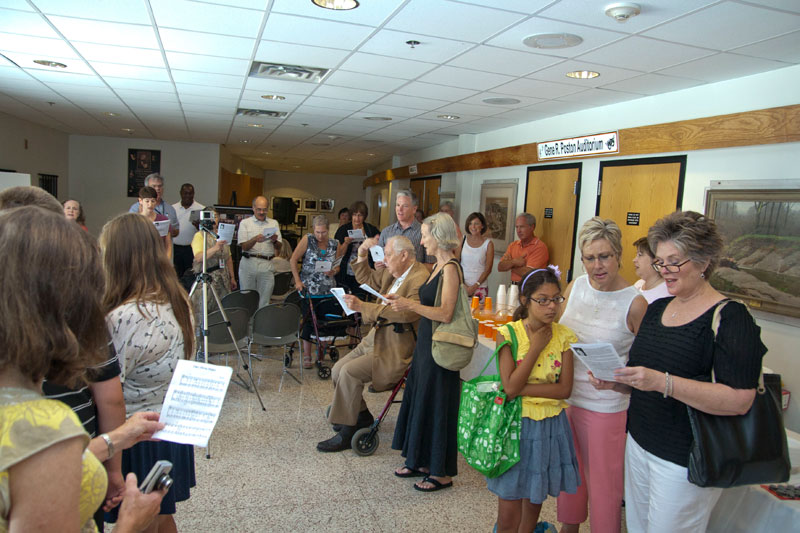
[490,267,580,533]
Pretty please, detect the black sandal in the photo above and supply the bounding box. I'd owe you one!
[394,466,427,478]
[414,476,453,492]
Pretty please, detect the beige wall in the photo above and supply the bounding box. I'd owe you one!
[219,145,264,179]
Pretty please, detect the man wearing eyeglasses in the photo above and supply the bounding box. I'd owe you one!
[498,213,550,284]
[237,195,282,308]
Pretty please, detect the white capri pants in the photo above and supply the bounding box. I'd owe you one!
[625,433,722,533]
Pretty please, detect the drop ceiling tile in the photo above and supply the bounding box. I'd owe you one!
[33,0,152,24]
[91,62,170,82]
[521,99,593,116]
[0,32,79,58]
[261,13,374,50]
[732,31,800,63]
[394,81,477,101]
[429,101,507,117]
[73,42,166,68]
[0,2,34,11]
[486,17,627,58]
[48,84,117,98]
[176,84,241,99]
[159,28,256,58]
[642,3,800,51]
[459,92,544,108]
[7,52,94,75]
[179,94,238,106]
[657,52,791,83]
[577,36,716,73]
[491,77,585,99]
[300,97,366,112]
[386,117,450,132]
[24,68,101,84]
[415,111,482,123]
[118,92,179,104]
[243,77,317,95]
[172,70,244,89]
[358,104,424,118]
[744,0,800,13]
[271,0,403,26]
[528,60,642,88]
[601,73,705,96]
[447,45,563,77]
[150,0,264,37]
[165,51,249,76]
[182,103,234,115]
[376,93,450,111]
[0,10,60,38]
[281,113,340,128]
[339,52,437,80]
[386,0,526,43]
[254,41,349,69]
[104,77,174,92]
[313,85,384,103]
[418,65,514,91]
[358,29,473,63]
[557,88,642,106]
[47,17,159,48]
[455,0,552,14]
[325,70,407,92]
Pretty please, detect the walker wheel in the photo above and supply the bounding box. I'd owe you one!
[318,365,331,379]
[284,353,293,368]
[329,347,339,362]
[352,428,379,456]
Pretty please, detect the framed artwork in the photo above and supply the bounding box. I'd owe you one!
[126,149,161,197]
[292,197,302,211]
[303,199,317,212]
[296,213,307,229]
[319,198,335,212]
[705,188,800,318]
[480,180,518,255]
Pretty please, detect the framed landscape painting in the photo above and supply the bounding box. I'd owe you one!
[705,188,800,318]
[480,180,518,255]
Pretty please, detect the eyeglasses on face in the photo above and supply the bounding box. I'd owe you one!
[651,258,691,273]
[581,253,614,264]
[529,296,565,306]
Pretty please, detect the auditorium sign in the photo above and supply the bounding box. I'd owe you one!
[537,132,619,161]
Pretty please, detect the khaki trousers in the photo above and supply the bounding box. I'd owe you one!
[327,329,376,426]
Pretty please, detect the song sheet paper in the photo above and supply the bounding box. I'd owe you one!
[153,360,232,447]
[570,342,625,382]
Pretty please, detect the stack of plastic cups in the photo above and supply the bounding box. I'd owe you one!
[508,283,520,317]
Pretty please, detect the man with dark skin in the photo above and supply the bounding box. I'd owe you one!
[171,183,204,277]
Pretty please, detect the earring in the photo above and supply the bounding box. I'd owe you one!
[700,272,705,279]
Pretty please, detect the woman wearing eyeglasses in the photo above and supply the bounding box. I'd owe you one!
[556,217,647,533]
[590,211,766,532]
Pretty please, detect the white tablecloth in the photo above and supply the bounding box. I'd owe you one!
[461,335,497,381]
[707,429,800,532]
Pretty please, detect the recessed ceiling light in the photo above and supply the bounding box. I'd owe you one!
[346,158,354,161]
[482,97,521,105]
[239,140,251,144]
[103,111,120,117]
[312,0,359,10]
[260,94,285,100]
[33,59,67,68]
[263,151,271,155]
[523,33,583,50]
[367,153,375,156]
[293,165,301,168]
[121,128,134,133]
[437,114,460,120]
[566,70,600,79]
[364,116,392,121]
[247,123,264,128]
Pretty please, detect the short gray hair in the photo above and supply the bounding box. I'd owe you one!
[396,189,418,206]
[518,213,536,227]
[145,173,164,186]
[579,217,623,258]
[311,214,329,228]
[648,211,723,277]
[388,235,414,256]
[439,200,454,210]
[424,212,459,251]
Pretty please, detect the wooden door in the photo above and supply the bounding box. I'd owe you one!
[597,156,685,284]
[525,163,581,281]
[424,177,441,216]
[410,179,426,214]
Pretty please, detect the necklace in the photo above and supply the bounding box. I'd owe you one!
[669,285,706,318]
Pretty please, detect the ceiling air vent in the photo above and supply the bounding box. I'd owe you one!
[249,62,330,84]
[236,108,287,118]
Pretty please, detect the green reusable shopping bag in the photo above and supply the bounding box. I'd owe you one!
[457,325,522,478]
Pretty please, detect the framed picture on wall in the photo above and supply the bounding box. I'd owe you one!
[292,197,302,211]
[304,199,317,212]
[296,213,307,229]
[705,188,800,318]
[319,198,334,212]
[480,180,518,255]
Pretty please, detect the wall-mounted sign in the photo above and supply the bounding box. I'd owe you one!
[627,212,640,226]
[544,207,553,219]
[537,132,619,161]
[408,164,418,175]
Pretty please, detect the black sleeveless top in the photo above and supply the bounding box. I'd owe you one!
[626,297,766,467]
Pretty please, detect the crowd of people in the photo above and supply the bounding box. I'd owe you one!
[0,175,768,533]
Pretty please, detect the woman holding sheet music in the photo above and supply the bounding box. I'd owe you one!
[101,213,196,532]
[555,217,647,533]
[334,200,380,298]
[189,208,236,315]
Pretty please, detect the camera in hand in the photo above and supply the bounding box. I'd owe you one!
[199,209,215,230]
[139,459,174,494]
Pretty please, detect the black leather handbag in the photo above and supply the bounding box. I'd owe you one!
[686,301,790,488]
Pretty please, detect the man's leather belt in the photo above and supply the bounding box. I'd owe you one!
[243,252,273,260]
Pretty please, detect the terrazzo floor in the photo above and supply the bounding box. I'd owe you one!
[159,345,617,532]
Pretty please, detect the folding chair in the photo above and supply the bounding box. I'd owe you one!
[203,307,253,390]
[221,290,260,318]
[249,303,303,391]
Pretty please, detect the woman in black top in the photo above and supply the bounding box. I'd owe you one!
[334,200,379,298]
[590,211,766,533]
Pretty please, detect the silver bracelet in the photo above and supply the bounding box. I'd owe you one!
[663,372,671,398]
[100,433,115,460]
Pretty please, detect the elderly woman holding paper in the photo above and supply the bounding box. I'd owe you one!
[556,217,647,533]
[189,208,236,315]
[335,200,380,298]
[291,215,340,368]
[100,213,196,531]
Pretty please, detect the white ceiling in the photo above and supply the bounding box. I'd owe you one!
[1,0,799,175]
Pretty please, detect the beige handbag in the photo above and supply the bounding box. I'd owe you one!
[431,260,479,371]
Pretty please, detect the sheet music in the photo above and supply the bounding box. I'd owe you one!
[262,227,277,238]
[570,342,625,382]
[153,219,170,237]
[153,360,232,447]
[359,283,390,304]
[217,223,234,243]
[330,287,356,315]
[347,228,365,240]
[314,260,332,273]
[369,245,384,262]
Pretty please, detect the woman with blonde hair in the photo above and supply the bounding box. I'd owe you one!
[190,208,236,315]
[101,213,196,532]
[387,212,462,492]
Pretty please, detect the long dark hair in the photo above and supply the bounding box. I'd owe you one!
[512,267,562,321]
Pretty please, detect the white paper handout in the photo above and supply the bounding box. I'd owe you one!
[347,228,365,240]
[262,226,277,238]
[359,283,390,304]
[153,360,232,447]
[314,260,333,273]
[330,287,356,315]
[369,245,385,263]
[217,223,235,243]
[570,342,625,382]
[153,219,170,237]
